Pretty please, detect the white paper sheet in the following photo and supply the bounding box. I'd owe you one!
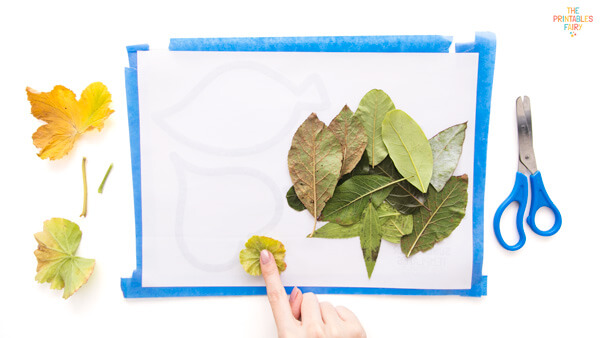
[137,51,478,289]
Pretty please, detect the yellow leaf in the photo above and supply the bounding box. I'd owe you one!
[34,218,95,299]
[239,236,286,276]
[26,82,114,160]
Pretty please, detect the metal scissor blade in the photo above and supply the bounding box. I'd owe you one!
[516,96,538,174]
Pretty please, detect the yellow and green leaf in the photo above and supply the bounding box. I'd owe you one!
[27,82,114,160]
[34,218,95,299]
[239,236,286,276]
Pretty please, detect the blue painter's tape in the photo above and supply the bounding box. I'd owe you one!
[124,48,146,287]
[169,35,452,53]
[122,33,496,298]
[122,280,490,298]
[126,44,149,69]
[456,32,496,295]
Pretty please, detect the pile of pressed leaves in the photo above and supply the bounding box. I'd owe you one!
[287,89,469,278]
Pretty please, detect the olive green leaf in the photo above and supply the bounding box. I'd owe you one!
[360,202,382,278]
[355,89,395,167]
[373,157,428,215]
[320,175,406,225]
[401,175,468,257]
[429,122,467,192]
[328,105,368,176]
[382,109,433,193]
[311,222,360,239]
[288,113,343,236]
[34,218,95,299]
[286,186,306,211]
[378,203,413,244]
[239,236,287,276]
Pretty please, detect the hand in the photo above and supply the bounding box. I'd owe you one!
[260,250,367,338]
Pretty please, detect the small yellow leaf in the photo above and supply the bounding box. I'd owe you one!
[26,82,114,160]
[34,218,95,299]
[239,236,286,276]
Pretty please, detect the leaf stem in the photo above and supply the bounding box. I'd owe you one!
[98,163,113,193]
[309,217,317,237]
[80,157,88,217]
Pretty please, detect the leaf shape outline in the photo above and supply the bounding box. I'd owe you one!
[382,109,433,193]
[401,175,468,257]
[429,122,467,192]
[153,62,330,156]
[172,153,282,271]
[355,89,395,167]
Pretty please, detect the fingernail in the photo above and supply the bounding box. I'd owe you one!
[290,287,299,302]
[260,250,271,264]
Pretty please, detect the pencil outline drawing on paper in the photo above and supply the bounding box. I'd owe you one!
[153,61,330,156]
[171,153,283,272]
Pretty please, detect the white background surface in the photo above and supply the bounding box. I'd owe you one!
[0,1,598,337]
[137,51,477,289]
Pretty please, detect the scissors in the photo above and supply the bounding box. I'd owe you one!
[493,96,562,251]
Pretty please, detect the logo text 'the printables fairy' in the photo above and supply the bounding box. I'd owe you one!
[553,7,594,37]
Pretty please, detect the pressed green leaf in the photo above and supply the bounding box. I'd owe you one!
[429,122,467,192]
[239,236,287,276]
[382,109,433,193]
[360,202,382,278]
[34,218,95,299]
[378,203,413,244]
[373,157,428,215]
[311,222,360,239]
[288,113,343,235]
[355,89,395,167]
[286,186,306,211]
[320,175,400,225]
[401,175,468,257]
[328,105,368,176]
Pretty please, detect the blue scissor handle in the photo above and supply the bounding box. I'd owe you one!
[527,171,562,236]
[494,172,528,251]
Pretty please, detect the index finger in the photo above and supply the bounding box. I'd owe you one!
[260,250,295,328]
